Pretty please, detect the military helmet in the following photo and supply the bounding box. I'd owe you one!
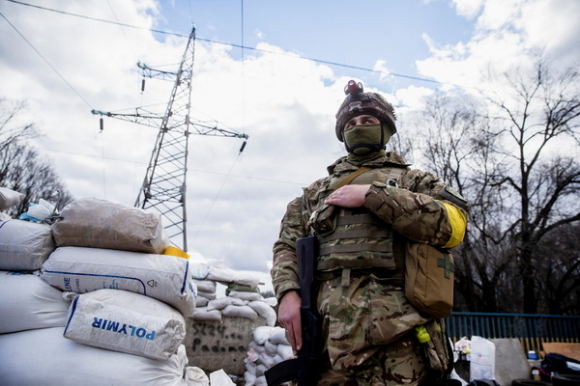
[335,80,397,141]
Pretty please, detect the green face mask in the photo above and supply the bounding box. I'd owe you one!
[343,124,391,156]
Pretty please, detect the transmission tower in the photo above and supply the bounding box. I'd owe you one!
[92,27,248,251]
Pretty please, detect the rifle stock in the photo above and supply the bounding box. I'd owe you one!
[266,236,321,386]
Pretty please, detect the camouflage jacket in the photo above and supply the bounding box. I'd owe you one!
[271,152,468,369]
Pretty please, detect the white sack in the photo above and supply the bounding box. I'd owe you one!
[40,247,197,317]
[221,304,258,321]
[193,279,216,293]
[209,369,236,386]
[191,307,222,322]
[51,198,169,254]
[228,290,263,301]
[269,327,290,346]
[0,187,24,210]
[207,266,261,286]
[198,290,217,300]
[196,296,209,307]
[64,289,186,360]
[277,344,294,360]
[207,296,247,311]
[247,300,277,327]
[470,336,496,381]
[0,271,69,333]
[253,326,284,345]
[264,340,278,356]
[0,327,196,386]
[0,220,55,271]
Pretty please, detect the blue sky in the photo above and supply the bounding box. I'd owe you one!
[1,0,579,292]
[156,1,474,91]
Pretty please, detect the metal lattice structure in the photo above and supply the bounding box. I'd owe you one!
[92,28,248,251]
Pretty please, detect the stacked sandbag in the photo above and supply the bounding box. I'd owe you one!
[0,210,65,333]
[41,246,199,318]
[51,197,170,254]
[191,267,278,326]
[0,271,69,333]
[0,327,209,386]
[0,187,24,212]
[0,219,55,271]
[0,197,212,385]
[244,326,294,386]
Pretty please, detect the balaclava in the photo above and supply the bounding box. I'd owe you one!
[335,80,397,165]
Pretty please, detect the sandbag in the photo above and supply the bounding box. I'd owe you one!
[191,307,222,322]
[64,289,186,360]
[0,220,55,271]
[0,271,69,333]
[0,187,24,210]
[0,327,198,386]
[40,247,197,317]
[247,300,277,327]
[51,198,169,254]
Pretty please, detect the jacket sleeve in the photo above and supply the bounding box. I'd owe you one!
[363,169,468,248]
[271,196,307,302]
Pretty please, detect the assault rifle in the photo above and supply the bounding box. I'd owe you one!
[265,236,322,386]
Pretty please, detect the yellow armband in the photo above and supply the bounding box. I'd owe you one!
[442,202,467,248]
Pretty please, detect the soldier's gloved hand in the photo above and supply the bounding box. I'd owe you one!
[325,184,371,208]
[278,290,302,355]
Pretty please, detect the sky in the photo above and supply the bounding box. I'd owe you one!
[1,0,579,294]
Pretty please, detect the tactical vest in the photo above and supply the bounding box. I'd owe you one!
[312,165,407,277]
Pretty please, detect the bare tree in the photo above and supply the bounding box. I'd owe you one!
[0,98,73,218]
[412,58,580,314]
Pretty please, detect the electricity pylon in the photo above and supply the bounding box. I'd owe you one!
[92,27,248,252]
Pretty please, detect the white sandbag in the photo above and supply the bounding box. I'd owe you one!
[255,375,268,386]
[264,297,277,307]
[221,304,258,321]
[0,327,197,386]
[191,307,222,322]
[228,290,263,301]
[0,220,55,271]
[209,369,236,386]
[51,198,169,254]
[0,187,24,210]
[64,289,186,360]
[196,296,209,307]
[247,300,277,327]
[245,362,257,376]
[0,271,69,333]
[272,354,285,365]
[193,279,216,293]
[244,372,257,386]
[277,344,294,360]
[185,367,210,386]
[264,340,278,356]
[253,326,279,345]
[269,327,290,346]
[207,296,247,311]
[40,247,197,317]
[207,266,261,286]
[198,290,217,300]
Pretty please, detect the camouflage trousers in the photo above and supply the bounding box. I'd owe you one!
[315,332,426,385]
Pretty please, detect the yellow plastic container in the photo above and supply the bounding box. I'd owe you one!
[163,246,190,259]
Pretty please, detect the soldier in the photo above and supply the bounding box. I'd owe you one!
[271,80,469,385]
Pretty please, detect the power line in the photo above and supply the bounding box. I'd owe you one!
[5,0,449,87]
[0,10,94,109]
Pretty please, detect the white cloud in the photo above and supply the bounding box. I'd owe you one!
[416,0,580,93]
[451,0,485,19]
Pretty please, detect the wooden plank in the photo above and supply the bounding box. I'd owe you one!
[542,342,580,361]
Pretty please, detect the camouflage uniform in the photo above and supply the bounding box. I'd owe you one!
[271,152,468,385]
